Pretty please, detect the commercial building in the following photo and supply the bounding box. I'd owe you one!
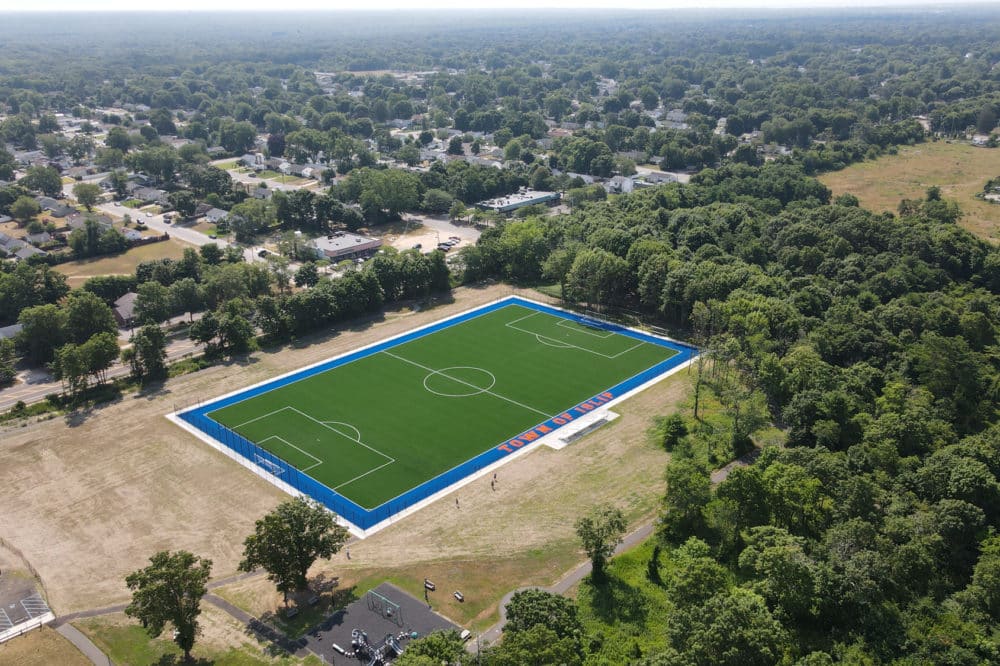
[312,231,382,261]
[476,189,561,214]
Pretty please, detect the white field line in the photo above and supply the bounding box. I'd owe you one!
[381,350,552,419]
[287,407,394,464]
[556,317,615,338]
[260,435,323,472]
[232,406,292,430]
[334,459,397,491]
[506,320,645,359]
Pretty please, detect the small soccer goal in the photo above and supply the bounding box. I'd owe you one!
[366,589,403,627]
[253,454,285,477]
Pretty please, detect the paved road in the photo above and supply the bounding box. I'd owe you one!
[0,334,204,412]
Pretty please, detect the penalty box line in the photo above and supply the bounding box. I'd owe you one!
[505,312,646,359]
[232,405,396,482]
[381,350,552,419]
[259,435,323,473]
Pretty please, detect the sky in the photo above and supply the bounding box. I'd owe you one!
[1,0,993,10]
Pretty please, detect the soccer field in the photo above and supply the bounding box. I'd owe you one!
[174,297,695,533]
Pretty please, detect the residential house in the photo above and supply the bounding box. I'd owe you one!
[203,208,229,224]
[65,212,114,231]
[240,153,264,169]
[132,187,169,206]
[14,245,46,260]
[37,197,75,218]
[604,176,634,194]
[113,292,138,328]
[25,231,52,245]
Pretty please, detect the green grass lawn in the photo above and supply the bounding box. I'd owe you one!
[207,304,678,509]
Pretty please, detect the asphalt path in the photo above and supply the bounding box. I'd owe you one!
[0,335,203,412]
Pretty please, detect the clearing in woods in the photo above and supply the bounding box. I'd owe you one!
[820,140,1000,243]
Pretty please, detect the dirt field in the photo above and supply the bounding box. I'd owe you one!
[54,238,193,288]
[0,627,91,666]
[0,284,688,627]
[820,140,1000,243]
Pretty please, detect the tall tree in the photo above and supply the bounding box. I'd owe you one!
[239,497,349,602]
[10,195,41,224]
[72,182,102,211]
[19,165,62,197]
[125,550,212,662]
[124,324,168,381]
[64,290,117,344]
[575,504,627,580]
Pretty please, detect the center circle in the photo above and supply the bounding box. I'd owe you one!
[423,366,497,397]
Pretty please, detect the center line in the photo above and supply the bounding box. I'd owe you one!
[381,351,552,418]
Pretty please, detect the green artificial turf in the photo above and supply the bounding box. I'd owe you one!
[208,304,677,508]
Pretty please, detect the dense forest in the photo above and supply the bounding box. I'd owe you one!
[2,8,1000,664]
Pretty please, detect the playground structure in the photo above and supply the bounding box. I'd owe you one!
[347,628,406,665]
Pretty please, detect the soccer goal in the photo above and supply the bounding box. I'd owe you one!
[366,589,403,627]
[253,454,285,477]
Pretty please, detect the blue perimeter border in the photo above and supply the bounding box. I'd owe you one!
[177,297,697,531]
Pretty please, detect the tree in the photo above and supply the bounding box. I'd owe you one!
[481,624,582,666]
[661,459,711,541]
[20,165,62,197]
[64,290,117,344]
[504,589,582,642]
[394,630,466,666]
[170,277,203,321]
[135,281,173,325]
[239,497,349,602]
[976,106,997,135]
[449,200,467,221]
[659,413,688,451]
[669,538,731,608]
[81,331,119,385]
[124,550,212,662]
[53,342,88,396]
[199,243,223,265]
[17,303,67,365]
[168,190,197,218]
[294,262,320,288]
[124,324,168,381]
[105,126,132,153]
[72,182,102,211]
[575,504,627,579]
[668,589,788,666]
[10,195,41,224]
[0,337,16,387]
[422,188,454,214]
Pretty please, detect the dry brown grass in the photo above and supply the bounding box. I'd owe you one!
[819,140,1000,243]
[0,284,689,630]
[0,627,91,666]
[216,359,690,629]
[54,239,193,288]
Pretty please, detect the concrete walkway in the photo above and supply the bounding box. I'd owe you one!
[56,623,114,666]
